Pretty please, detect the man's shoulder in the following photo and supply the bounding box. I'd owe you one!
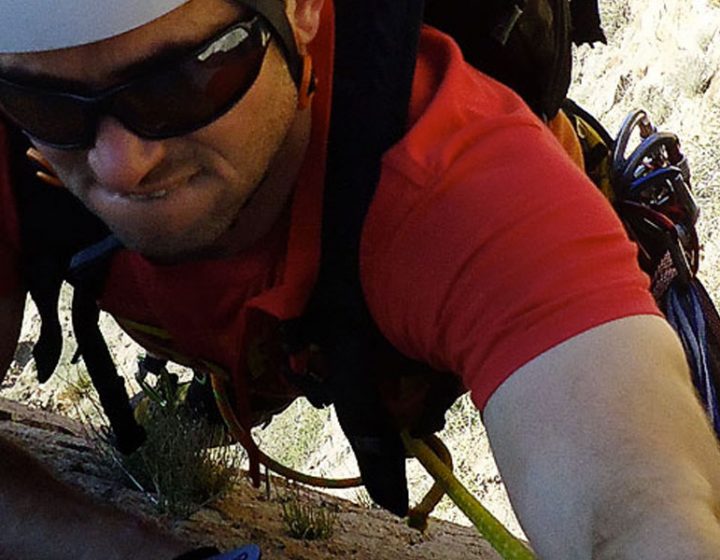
[386,25,549,188]
[412,26,542,131]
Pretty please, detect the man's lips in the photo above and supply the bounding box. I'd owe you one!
[123,189,169,201]
[96,171,199,202]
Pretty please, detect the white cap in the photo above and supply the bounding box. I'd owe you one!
[0,0,191,53]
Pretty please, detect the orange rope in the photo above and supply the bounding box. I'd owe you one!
[210,372,363,489]
[208,366,457,528]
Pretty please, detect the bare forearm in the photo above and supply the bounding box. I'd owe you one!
[485,316,720,559]
[587,364,720,559]
[515,377,720,559]
[0,435,187,560]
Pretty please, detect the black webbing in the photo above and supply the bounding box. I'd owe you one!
[570,0,607,46]
[8,125,145,454]
[71,290,146,454]
[300,0,426,516]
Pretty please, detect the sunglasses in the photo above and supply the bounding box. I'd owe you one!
[0,15,272,150]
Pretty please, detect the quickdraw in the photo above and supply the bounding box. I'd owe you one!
[611,109,720,437]
[611,109,699,286]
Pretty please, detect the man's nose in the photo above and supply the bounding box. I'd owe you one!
[87,117,166,193]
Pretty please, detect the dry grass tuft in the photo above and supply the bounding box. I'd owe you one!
[280,485,337,540]
[119,402,242,518]
[80,370,243,519]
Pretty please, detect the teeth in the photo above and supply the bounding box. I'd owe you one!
[126,190,168,201]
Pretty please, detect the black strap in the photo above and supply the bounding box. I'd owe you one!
[570,0,607,45]
[172,547,221,560]
[8,125,145,455]
[71,287,146,454]
[28,274,64,383]
[8,125,109,376]
[298,0,426,517]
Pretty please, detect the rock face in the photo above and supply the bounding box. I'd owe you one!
[0,397,505,560]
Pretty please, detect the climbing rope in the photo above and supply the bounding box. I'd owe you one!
[406,434,453,531]
[209,369,484,534]
[666,281,720,434]
[401,431,535,560]
[209,371,364,489]
[190,350,527,552]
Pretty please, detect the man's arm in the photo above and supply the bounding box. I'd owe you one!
[484,315,720,559]
[0,287,188,560]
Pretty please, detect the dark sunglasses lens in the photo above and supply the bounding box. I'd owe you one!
[116,36,268,138]
[0,84,94,147]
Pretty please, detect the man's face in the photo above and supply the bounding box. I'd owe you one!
[0,0,307,262]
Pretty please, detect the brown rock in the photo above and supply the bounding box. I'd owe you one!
[0,397,505,559]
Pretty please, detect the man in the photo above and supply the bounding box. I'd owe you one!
[0,0,719,558]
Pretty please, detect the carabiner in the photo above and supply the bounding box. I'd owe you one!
[135,354,179,409]
[620,200,698,284]
[612,109,655,174]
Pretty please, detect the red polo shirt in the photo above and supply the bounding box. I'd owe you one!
[0,4,659,414]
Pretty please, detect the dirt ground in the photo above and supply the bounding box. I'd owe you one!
[0,397,508,560]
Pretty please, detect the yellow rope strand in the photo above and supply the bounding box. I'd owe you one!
[401,431,535,560]
[407,434,452,530]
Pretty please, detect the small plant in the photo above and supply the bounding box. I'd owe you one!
[86,365,242,518]
[353,488,378,509]
[60,369,94,403]
[280,487,337,540]
[121,402,241,518]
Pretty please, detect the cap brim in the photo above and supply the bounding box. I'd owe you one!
[0,0,190,53]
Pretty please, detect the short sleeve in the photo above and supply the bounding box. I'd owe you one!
[360,118,660,411]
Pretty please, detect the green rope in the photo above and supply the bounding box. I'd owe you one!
[401,431,535,560]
